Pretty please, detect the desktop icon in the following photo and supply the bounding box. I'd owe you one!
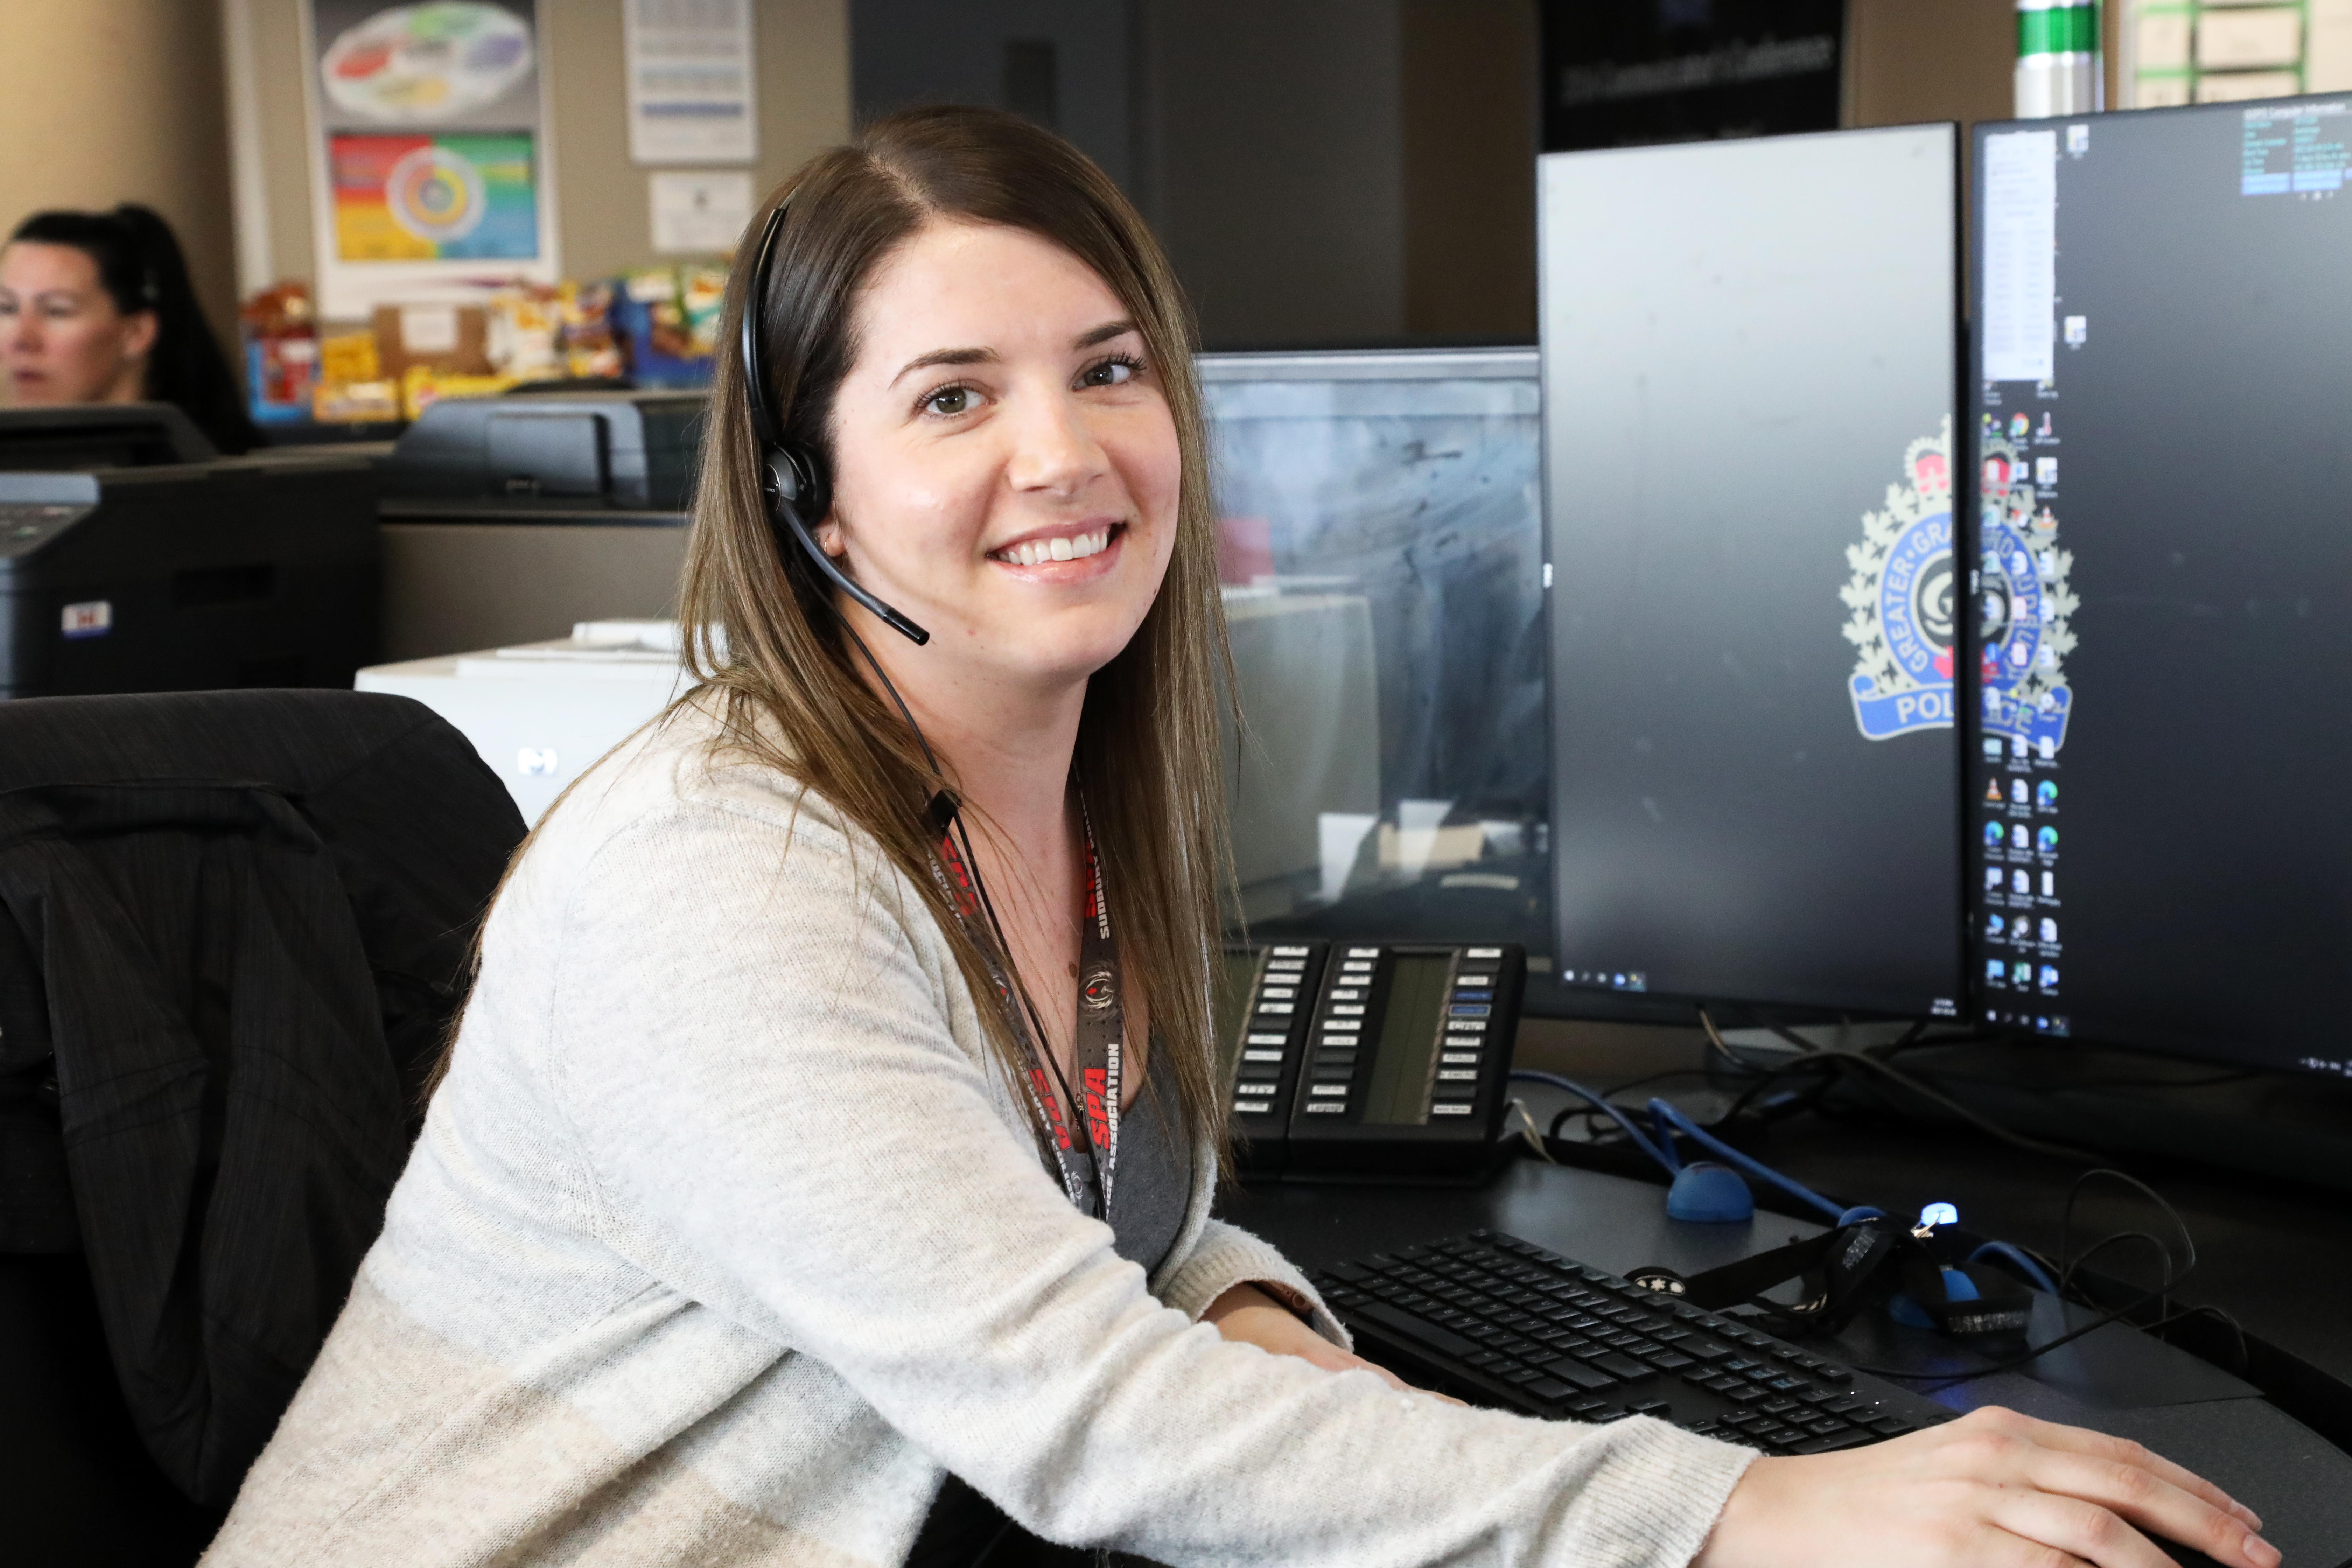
[2011,779,2028,804]
[2036,780,2058,808]
[2013,870,2032,895]
[1984,737,2005,760]
[1987,779,2005,803]
[2066,124,2089,156]
[2038,736,2057,760]
[2012,735,2030,759]
[2036,457,2060,486]
[2011,824,2030,850]
[1987,959,2007,983]
[2039,964,2060,993]
[2040,870,2056,897]
[1986,867,2005,890]
[2008,413,2029,439]
[2037,825,2059,852]
[2037,412,2054,439]
[2062,316,2086,347]
[2012,961,2033,987]
[1985,822,2006,848]
[2039,917,2058,943]
[1988,914,2007,938]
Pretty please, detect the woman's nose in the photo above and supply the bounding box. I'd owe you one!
[1005,391,1108,497]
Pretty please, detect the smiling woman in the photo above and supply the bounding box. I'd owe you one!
[201,107,2277,1568]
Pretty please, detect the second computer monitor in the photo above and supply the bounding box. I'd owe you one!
[1969,99,2352,1074]
[1541,124,1963,1017]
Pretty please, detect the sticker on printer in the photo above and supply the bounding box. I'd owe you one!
[1842,420,1955,740]
[60,600,112,639]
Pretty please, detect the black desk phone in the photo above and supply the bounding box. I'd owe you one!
[1217,940,1525,1178]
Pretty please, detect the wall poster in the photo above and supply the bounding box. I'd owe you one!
[306,0,559,316]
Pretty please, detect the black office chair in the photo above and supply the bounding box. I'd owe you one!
[0,690,526,1566]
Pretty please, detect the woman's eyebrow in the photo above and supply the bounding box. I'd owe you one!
[891,346,996,386]
[1075,319,1137,349]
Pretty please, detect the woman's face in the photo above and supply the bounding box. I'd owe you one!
[821,219,1181,692]
[0,242,155,406]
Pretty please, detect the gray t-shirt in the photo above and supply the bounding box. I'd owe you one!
[1106,1046,1193,1278]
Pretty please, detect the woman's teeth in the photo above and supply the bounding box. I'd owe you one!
[996,528,1113,567]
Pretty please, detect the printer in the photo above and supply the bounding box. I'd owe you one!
[0,448,379,699]
[357,620,690,822]
[377,391,707,660]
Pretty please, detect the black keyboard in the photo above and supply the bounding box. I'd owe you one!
[1305,1230,1955,1454]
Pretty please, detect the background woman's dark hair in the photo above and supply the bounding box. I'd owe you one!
[9,204,260,455]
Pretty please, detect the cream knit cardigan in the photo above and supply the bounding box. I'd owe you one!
[202,697,1752,1567]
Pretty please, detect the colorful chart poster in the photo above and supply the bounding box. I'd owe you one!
[330,132,539,260]
[306,0,556,314]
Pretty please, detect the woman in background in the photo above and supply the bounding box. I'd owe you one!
[0,203,259,454]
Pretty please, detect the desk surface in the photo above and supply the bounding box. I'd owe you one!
[1222,1157,2352,1567]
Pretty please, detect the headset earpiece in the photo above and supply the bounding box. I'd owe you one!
[742,197,927,646]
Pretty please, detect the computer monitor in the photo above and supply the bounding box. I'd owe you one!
[1968,98,2352,1076]
[1199,349,1550,968]
[0,404,215,470]
[1541,124,1964,1019]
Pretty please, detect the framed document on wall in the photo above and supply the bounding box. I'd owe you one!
[304,0,560,316]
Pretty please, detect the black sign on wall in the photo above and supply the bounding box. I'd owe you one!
[1540,0,1844,152]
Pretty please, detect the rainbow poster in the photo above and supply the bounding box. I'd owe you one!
[329,132,539,261]
[307,1,554,313]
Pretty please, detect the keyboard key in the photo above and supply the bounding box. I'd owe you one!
[1758,1398,1800,1415]
[1723,1386,1765,1405]
[1787,1428,1876,1455]
[1797,1387,1840,1405]
[1806,1419,1847,1436]
[1352,1301,1476,1358]
[1647,1352,1695,1372]
[1720,1359,1759,1374]
[1869,1417,1913,1436]
[1542,1358,1620,1392]
[1629,1399,1672,1418]
[1823,1395,1872,1415]
[1766,1376,1807,1392]
[1525,1378,1574,1401]
[1681,1338,1734,1362]
[1566,1397,1611,1417]
[1814,1365,1854,1383]
[1590,1351,1656,1381]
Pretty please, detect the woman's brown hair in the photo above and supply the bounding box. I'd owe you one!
[672,105,1234,1170]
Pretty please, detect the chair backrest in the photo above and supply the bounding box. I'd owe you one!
[0,690,526,1563]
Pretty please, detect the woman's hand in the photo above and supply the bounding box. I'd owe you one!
[1203,1282,1457,1399]
[1696,1405,2276,1568]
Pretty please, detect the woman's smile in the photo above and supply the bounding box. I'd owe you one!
[986,519,1126,572]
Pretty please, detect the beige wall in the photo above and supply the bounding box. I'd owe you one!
[234,0,850,313]
[0,0,239,390]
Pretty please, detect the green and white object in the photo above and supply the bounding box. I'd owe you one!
[2018,0,2105,116]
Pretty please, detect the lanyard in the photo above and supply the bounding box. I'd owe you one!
[931,793,1123,1218]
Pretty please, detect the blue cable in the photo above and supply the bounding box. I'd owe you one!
[1507,1071,1678,1172]
[1645,1098,1849,1223]
[1967,1240,2059,1293]
[1511,1075,2058,1298]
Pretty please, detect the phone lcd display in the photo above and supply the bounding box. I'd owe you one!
[1362,954,1453,1125]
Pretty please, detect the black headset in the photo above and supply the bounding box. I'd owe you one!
[741,200,930,646]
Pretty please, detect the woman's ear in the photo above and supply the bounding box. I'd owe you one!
[816,517,847,558]
[120,309,159,363]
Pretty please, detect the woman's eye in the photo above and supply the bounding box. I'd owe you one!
[1081,357,1139,388]
[922,385,973,417]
